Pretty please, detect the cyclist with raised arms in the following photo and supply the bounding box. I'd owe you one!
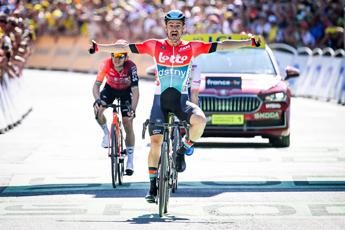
[89,10,260,202]
[92,39,139,176]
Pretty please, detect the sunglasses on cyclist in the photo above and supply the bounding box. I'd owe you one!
[112,53,127,59]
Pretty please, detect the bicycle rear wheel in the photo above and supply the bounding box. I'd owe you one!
[110,124,119,188]
[158,142,169,217]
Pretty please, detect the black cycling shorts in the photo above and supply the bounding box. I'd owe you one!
[148,87,197,136]
[100,83,131,117]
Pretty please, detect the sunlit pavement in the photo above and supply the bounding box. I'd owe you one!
[0,69,344,230]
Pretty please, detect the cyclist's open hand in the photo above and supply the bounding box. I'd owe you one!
[89,40,98,54]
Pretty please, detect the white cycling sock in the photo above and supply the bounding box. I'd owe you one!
[101,123,109,135]
[182,137,194,149]
[127,147,134,161]
[126,146,134,170]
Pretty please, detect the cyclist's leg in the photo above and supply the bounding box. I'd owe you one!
[120,92,135,175]
[96,85,115,148]
[145,95,165,203]
[120,91,134,147]
[186,100,206,141]
[176,95,206,144]
[174,94,206,172]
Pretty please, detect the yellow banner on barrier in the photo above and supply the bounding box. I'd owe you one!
[181,34,265,48]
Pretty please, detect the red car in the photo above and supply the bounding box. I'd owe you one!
[146,34,299,147]
[193,38,299,147]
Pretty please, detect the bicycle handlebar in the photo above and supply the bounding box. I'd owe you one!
[94,101,132,120]
[141,118,190,140]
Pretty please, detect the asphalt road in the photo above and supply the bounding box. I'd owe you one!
[0,69,344,230]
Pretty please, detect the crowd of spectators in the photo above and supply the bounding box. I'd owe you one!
[0,8,34,80]
[0,3,35,133]
[0,0,344,78]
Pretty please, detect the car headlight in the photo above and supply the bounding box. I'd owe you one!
[264,92,287,102]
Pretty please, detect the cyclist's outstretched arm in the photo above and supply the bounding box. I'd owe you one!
[89,40,132,54]
[89,39,156,56]
[216,36,261,51]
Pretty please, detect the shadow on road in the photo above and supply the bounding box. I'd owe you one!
[126,213,190,224]
[195,142,271,148]
[1,180,345,198]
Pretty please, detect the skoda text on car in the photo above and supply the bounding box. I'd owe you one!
[184,34,299,147]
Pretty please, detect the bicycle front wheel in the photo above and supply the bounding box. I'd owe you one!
[118,153,125,185]
[158,142,169,217]
[117,130,125,185]
[110,124,119,188]
[172,127,181,193]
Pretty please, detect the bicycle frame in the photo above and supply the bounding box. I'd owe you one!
[96,99,127,188]
[142,113,189,216]
[108,104,123,158]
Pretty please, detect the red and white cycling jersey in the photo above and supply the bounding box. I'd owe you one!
[130,39,216,94]
[96,58,138,90]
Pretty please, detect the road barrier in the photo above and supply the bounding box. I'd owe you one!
[271,43,345,105]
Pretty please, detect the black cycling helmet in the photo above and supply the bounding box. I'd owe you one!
[164,10,185,24]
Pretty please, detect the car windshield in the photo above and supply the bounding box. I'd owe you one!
[195,48,276,75]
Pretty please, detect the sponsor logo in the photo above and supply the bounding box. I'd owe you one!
[178,44,191,52]
[152,129,161,135]
[157,67,187,78]
[206,77,241,89]
[254,112,280,119]
[131,66,138,81]
[158,52,188,64]
[265,103,281,109]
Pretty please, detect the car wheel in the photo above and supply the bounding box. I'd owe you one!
[269,135,290,148]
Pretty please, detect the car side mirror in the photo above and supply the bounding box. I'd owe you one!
[284,65,300,80]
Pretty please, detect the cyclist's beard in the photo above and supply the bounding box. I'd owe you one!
[168,31,181,43]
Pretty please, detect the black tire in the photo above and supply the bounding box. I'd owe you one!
[158,142,169,217]
[118,131,125,185]
[269,135,290,148]
[110,125,119,188]
[118,160,124,185]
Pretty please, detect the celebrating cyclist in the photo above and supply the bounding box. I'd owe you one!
[89,10,260,202]
[92,39,139,176]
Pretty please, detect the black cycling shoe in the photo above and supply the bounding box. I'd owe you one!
[145,179,157,203]
[125,169,134,176]
[175,152,186,173]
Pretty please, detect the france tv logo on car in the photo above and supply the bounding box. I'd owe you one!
[206,77,242,89]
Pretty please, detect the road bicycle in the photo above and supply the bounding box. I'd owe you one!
[96,99,129,188]
[142,113,189,217]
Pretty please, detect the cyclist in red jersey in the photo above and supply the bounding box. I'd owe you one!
[89,10,261,202]
[92,40,139,176]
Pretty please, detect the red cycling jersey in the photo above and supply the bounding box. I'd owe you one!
[130,39,216,94]
[96,58,138,90]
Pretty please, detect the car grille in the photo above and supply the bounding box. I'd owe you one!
[200,96,261,112]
